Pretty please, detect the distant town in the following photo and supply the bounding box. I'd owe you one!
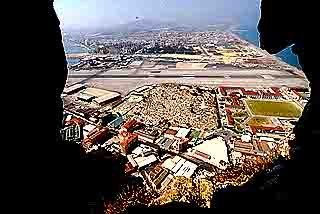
[66,31,297,72]
[61,30,309,211]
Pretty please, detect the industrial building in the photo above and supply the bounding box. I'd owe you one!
[153,169,170,189]
[77,93,95,102]
[259,136,275,142]
[63,84,86,95]
[159,174,174,191]
[93,94,121,106]
[162,138,175,150]
[134,85,153,93]
[194,150,211,160]
[174,161,197,178]
[171,158,186,174]
[164,129,178,139]
[82,127,109,151]
[250,125,285,135]
[161,155,197,178]
[175,128,190,138]
[122,119,138,132]
[234,139,256,155]
[108,113,124,128]
[134,155,158,169]
[162,158,177,171]
[61,124,83,143]
[135,130,156,144]
[256,141,271,154]
[191,137,229,169]
[119,132,138,154]
[124,162,137,175]
[69,87,122,106]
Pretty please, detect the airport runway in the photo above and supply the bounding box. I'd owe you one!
[67,77,308,96]
[68,74,300,79]
[66,67,309,96]
[69,68,301,77]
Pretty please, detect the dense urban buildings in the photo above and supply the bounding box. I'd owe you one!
[61,82,308,209]
[61,30,309,212]
[66,31,297,73]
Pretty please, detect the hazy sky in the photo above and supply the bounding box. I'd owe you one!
[54,0,261,30]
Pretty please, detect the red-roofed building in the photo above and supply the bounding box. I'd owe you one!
[82,127,109,150]
[241,88,260,98]
[194,150,211,160]
[124,162,137,175]
[271,87,281,96]
[256,141,271,153]
[261,91,272,99]
[234,140,256,155]
[119,132,138,154]
[231,96,241,107]
[220,87,227,96]
[292,90,303,100]
[272,91,282,98]
[245,58,260,64]
[220,87,241,96]
[260,89,282,99]
[226,109,235,126]
[234,141,253,150]
[225,100,243,109]
[291,87,308,93]
[122,119,137,132]
[250,125,284,135]
[165,129,178,135]
[134,131,156,144]
[230,92,240,97]
[177,140,188,152]
[164,129,178,139]
[66,117,85,127]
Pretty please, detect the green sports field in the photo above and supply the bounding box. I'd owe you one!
[247,116,272,126]
[246,100,302,118]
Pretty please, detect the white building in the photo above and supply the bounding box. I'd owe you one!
[241,134,251,143]
[83,124,96,133]
[63,84,86,95]
[260,136,275,142]
[192,137,229,169]
[162,158,176,171]
[174,161,197,178]
[171,158,186,174]
[127,154,138,168]
[134,155,157,169]
[176,128,191,138]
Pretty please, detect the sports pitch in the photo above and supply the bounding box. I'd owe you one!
[247,116,272,126]
[246,100,302,118]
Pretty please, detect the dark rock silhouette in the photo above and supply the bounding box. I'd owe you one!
[213,0,312,208]
[49,1,125,213]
